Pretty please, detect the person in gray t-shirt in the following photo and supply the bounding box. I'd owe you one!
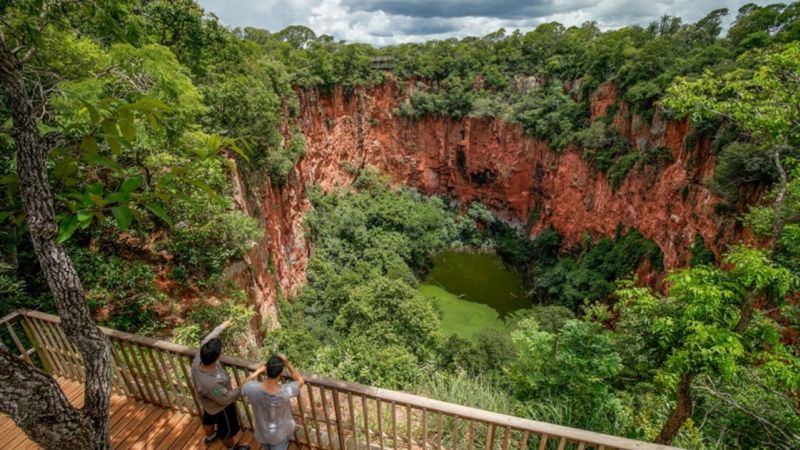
[242,353,305,450]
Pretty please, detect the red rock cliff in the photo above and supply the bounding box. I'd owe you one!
[231,80,748,319]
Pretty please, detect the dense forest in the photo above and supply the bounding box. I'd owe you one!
[1,1,800,449]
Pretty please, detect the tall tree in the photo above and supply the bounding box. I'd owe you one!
[615,248,791,444]
[664,42,800,246]
[0,13,114,450]
[0,1,242,447]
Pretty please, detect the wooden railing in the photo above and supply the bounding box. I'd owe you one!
[0,310,680,450]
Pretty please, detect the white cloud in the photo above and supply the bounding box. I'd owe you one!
[197,0,775,45]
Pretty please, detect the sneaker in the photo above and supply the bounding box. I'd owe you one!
[203,432,218,446]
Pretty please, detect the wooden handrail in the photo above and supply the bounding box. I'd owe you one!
[6,309,683,450]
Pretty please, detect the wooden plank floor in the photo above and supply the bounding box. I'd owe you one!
[0,378,283,449]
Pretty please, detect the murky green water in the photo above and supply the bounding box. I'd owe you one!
[419,251,528,337]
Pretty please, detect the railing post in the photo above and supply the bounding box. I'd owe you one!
[2,310,684,450]
[332,388,347,450]
[20,315,52,373]
[5,321,32,365]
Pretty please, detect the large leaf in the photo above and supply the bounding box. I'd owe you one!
[57,215,80,244]
[111,206,133,230]
[104,192,128,204]
[79,99,101,126]
[188,179,222,202]
[120,177,142,194]
[101,119,120,138]
[84,153,121,171]
[80,136,99,154]
[145,203,173,227]
[0,174,18,185]
[77,211,94,229]
[106,136,122,156]
[207,134,222,155]
[118,108,136,141]
[228,142,250,162]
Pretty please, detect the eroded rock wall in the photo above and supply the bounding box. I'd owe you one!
[231,80,748,319]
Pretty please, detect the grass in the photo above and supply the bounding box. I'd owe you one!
[418,284,505,339]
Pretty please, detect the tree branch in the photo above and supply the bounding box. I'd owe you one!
[0,347,93,448]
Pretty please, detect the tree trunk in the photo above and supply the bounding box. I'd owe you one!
[0,35,112,450]
[771,145,788,242]
[734,291,758,334]
[656,373,695,445]
[0,348,95,448]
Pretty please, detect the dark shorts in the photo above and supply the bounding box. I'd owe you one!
[261,439,290,450]
[202,403,241,439]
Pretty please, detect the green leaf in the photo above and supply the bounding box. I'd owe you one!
[207,134,222,155]
[146,203,172,227]
[80,136,99,155]
[86,183,104,196]
[88,194,105,207]
[79,99,101,125]
[77,211,94,229]
[0,174,18,185]
[111,206,133,230]
[104,192,128,204]
[120,177,142,194]
[119,118,136,142]
[107,136,122,156]
[145,113,158,129]
[188,179,222,202]
[132,97,169,112]
[228,143,250,162]
[57,215,80,244]
[84,153,121,171]
[101,119,119,138]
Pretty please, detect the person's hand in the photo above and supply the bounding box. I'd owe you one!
[255,365,267,375]
[278,353,288,363]
[221,319,233,329]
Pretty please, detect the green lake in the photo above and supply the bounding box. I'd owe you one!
[419,251,529,338]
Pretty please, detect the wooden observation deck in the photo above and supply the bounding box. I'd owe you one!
[0,310,681,450]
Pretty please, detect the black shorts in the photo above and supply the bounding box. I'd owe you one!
[202,403,241,439]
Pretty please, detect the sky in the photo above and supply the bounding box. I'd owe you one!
[196,0,772,46]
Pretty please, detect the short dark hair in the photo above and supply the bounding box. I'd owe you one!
[266,354,284,379]
[200,338,222,365]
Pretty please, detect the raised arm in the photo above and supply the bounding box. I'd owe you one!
[245,365,266,383]
[201,319,232,346]
[279,354,305,387]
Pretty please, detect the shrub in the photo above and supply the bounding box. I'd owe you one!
[168,211,261,284]
[505,305,575,333]
[70,246,160,333]
[509,319,622,420]
[534,228,663,309]
[607,152,640,190]
[690,235,716,266]
[511,84,588,151]
[264,130,307,186]
[709,142,777,203]
[439,328,516,376]
[174,296,257,356]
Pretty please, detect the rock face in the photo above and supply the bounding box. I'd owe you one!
[230,80,749,320]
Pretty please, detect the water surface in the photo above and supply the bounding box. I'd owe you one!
[419,251,528,338]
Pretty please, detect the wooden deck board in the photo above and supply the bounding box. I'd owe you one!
[0,378,264,449]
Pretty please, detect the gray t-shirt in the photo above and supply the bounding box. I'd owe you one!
[243,381,300,445]
[191,324,240,415]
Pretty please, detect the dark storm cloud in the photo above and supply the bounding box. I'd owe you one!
[343,0,595,20]
[197,0,776,45]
